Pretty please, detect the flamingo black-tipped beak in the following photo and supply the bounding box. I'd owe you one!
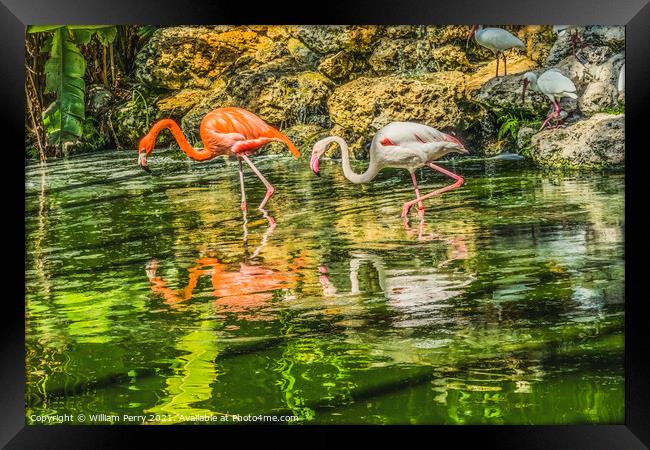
[138,152,151,173]
[310,151,320,176]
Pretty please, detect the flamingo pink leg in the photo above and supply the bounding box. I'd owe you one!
[401,163,464,218]
[410,172,425,217]
[237,157,247,211]
[495,53,500,78]
[241,154,275,210]
[503,52,508,76]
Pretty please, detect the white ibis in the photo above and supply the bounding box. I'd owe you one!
[553,25,588,59]
[467,25,525,77]
[618,62,625,93]
[310,122,469,218]
[522,69,578,131]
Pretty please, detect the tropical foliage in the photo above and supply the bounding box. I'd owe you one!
[25,25,155,160]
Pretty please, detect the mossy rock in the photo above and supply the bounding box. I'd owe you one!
[318,51,369,82]
[327,72,469,154]
[265,124,330,156]
[529,113,624,168]
[295,26,380,55]
[111,94,166,149]
[135,26,295,90]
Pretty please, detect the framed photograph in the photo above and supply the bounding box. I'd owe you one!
[5,0,649,446]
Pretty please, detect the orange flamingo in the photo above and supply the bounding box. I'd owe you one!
[137,107,300,211]
[145,256,305,319]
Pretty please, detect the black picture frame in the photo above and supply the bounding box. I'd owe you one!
[4,0,649,447]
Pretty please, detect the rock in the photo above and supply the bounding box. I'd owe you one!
[227,69,333,126]
[546,26,624,66]
[327,72,469,154]
[368,38,427,74]
[180,70,333,144]
[474,68,548,116]
[111,94,166,148]
[285,37,320,68]
[516,126,537,149]
[384,25,423,39]
[529,113,624,167]
[584,26,625,50]
[368,36,470,75]
[579,81,617,115]
[318,51,368,82]
[135,26,296,90]
[86,84,113,113]
[156,89,207,117]
[553,54,623,115]
[467,55,539,93]
[430,45,472,71]
[295,26,379,55]
[426,25,470,46]
[265,124,330,155]
[517,25,555,65]
[98,24,624,169]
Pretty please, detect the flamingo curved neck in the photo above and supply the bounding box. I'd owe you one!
[149,119,213,161]
[325,136,380,184]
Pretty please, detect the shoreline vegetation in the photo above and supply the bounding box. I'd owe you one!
[24,25,625,168]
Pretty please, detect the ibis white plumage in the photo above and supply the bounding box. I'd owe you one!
[522,69,578,131]
[467,25,525,78]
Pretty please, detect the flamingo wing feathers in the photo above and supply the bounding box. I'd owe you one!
[200,107,300,158]
[378,122,455,147]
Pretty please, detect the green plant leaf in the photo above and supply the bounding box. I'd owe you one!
[42,28,86,146]
[137,25,157,40]
[27,25,64,33]
[94,26,117,46]
[66,25,115,30]
[72,29,93,45]
[40,37,53,53]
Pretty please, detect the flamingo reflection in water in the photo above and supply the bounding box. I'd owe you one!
[317,231,472,315]
[145,220,305,319]
[146,254,305,320]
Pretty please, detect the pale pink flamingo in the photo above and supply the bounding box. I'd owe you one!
[309,122,469,218]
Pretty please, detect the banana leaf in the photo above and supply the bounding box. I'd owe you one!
[42,28,86,146]
[94,27,117,45]
[27,25,116,33]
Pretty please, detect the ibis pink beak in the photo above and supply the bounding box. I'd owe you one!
[310,151,320,176]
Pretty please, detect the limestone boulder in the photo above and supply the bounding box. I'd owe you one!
[327,72,469,154]
[295,26,379,55]
[135,26,300,90]
[529,113,624,167]
[546,26,624,66]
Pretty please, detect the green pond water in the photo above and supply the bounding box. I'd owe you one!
[25,150,624,425]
